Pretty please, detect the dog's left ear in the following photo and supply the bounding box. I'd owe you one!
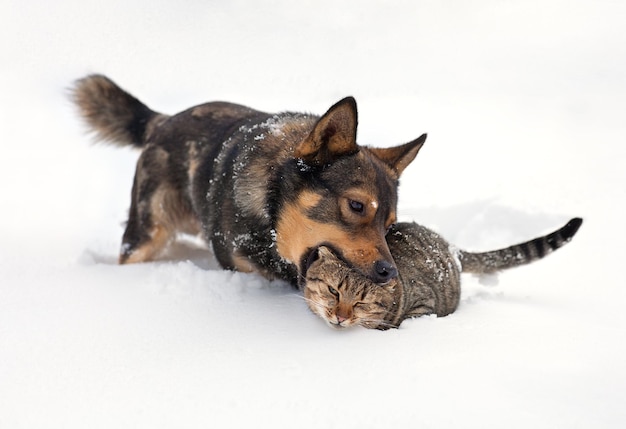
[368,133,427,176]
[295,97,359,165]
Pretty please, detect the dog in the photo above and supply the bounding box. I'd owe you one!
[71,75,426,287]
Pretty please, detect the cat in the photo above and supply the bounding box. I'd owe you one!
[303,218,582,329]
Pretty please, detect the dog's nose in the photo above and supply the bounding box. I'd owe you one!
[373,260,398,284]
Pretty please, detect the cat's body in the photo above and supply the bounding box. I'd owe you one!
[304,218,582,329]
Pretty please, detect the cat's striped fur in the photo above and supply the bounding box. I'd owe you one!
[304,218,582,329]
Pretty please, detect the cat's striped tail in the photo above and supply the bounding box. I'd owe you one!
[458,217,582,274]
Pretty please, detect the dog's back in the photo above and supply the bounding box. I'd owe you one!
[72,74,274,151]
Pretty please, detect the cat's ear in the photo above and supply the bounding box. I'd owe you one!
[368,133,427,176]
[294,97,359,166]
[317,246,334,259]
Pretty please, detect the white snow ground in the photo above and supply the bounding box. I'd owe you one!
[1,1,625,428]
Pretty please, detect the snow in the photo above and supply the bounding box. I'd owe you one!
[1,0,625,428]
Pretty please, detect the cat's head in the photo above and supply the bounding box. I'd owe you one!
[303,246,402,330]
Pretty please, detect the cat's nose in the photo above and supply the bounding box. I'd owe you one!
[336,314,348,324]
[372,260,398,284]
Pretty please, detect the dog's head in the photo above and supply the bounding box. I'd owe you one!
[275,97,426,285]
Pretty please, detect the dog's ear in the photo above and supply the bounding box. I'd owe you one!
[368,133,427,176]
[295,97,359,165]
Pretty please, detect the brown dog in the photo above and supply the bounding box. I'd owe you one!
[72,75,426,286]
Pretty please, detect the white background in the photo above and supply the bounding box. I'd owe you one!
[1,1,625,428]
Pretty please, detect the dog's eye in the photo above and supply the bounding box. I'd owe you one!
[349,200,364,213]
[328,286,340,298]
[386,223,395,234]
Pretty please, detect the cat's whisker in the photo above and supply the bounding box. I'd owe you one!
[295,294,317,304]
[286,294,312,302]
[300,296,327,311]
[288,293,321,307]
[358,317,396,329]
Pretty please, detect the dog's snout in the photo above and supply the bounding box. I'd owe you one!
[372,260,398,284]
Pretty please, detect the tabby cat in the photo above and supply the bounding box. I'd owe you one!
[304,218,582,330]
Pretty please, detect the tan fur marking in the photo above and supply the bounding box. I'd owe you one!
[340,188,379,225]
[234,160,271,218]
[275,191,391,272]
[298,190,323,208]
[153,185,201,236]
[187,141,200,180]
[191,106,212,118]
[232,252,277,280]
[386,211,397,229]
[120,183,201,265]
[232,253,256,273]
[121,225,170,264]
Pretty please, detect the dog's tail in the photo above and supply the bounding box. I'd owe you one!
[70,74,166,148]
[458,217,582,274]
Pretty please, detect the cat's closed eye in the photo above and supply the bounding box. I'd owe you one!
[328,286,339,298]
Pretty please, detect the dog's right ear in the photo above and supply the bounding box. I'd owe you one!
[368,133,427,177]
[294,97,359,166]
